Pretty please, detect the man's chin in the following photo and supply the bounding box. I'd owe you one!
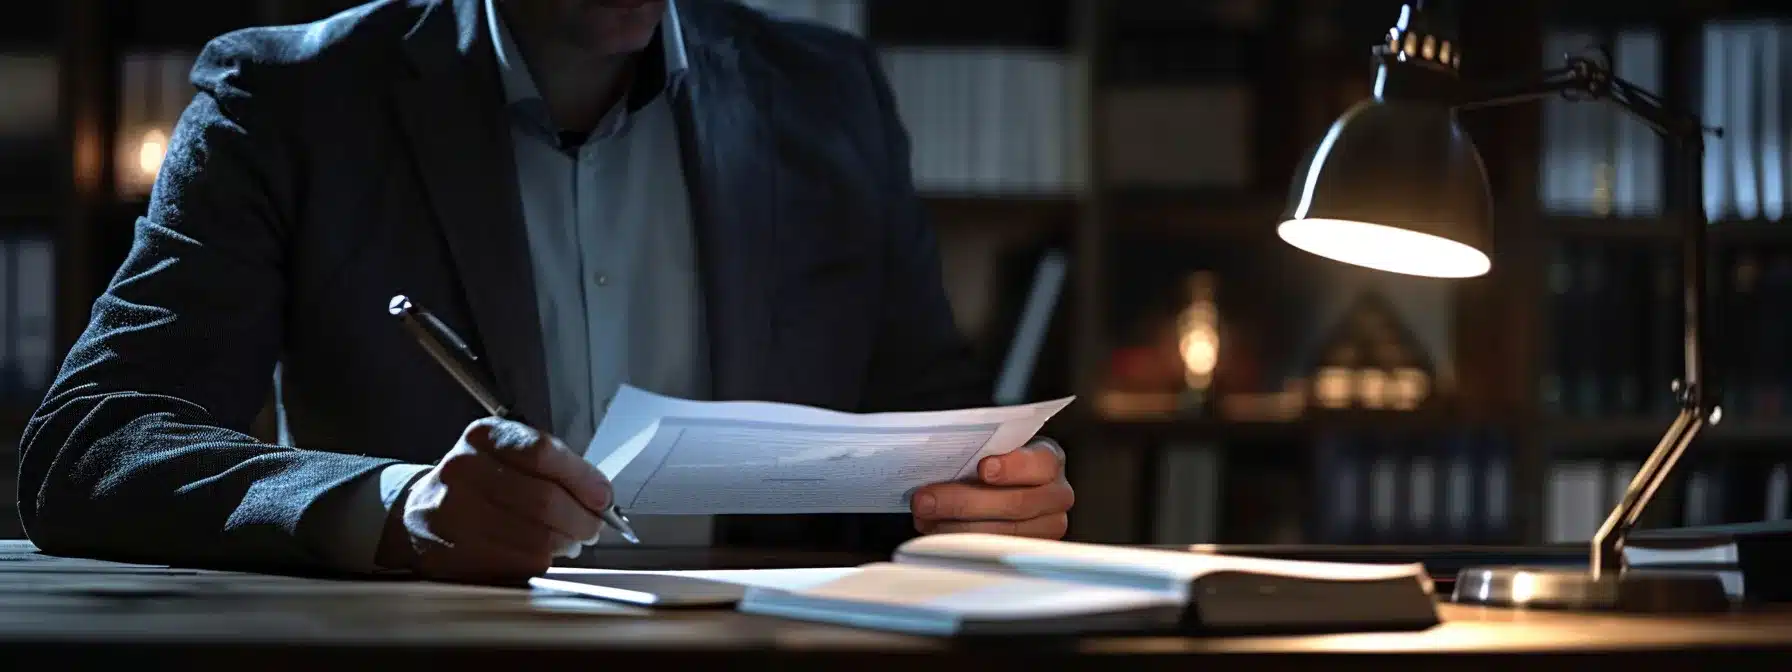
[561,1,662,54]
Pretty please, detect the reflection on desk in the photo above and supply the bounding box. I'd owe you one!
[1,540,1790,668]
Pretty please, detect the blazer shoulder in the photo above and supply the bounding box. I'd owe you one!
[706,0,880,75]
[191,0,422,107]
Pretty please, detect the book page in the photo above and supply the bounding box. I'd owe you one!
[791,563,1179,618]
[895,534,1426,595]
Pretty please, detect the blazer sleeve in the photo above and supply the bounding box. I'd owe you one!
[15,36,398,571]
[855,44,992,414]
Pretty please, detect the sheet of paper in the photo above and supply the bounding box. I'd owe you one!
[540,567,859,593]
[584,386,1074,515]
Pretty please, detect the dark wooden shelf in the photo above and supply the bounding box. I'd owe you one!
[1547,215,1674,239]
[867,0,1073,50]
[1710,219,1792,243]
[1544,416,1792,445]
[0,198,62,224]
[921,194,1078,230]
[0,2,58,46]
[1087,416,1303,444]
[920,189,1290,239]
[1086,410,1501,445]
[1545,215,1792,243]
[1108,187,1283,240]
[1549,0,1792,26]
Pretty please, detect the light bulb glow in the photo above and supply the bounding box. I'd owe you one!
[1356,368,1390,409]
[1278,218,1490,278]
[138,129,168,178]
[1315,366,1353,408]
[1180,329,1218,376]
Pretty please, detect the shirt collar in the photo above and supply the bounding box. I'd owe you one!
[485,0,689,110]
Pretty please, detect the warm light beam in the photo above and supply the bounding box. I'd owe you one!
[138,129,168,178]
[1278,218,1491,278]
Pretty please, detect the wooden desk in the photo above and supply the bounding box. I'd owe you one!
[2,541,1789,669]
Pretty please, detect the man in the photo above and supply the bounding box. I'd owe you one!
[17,0,1074,583]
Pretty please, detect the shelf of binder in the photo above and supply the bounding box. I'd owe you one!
[879,46,1085,198]
[1305,291,1437,415]
[1547,215,1792,243]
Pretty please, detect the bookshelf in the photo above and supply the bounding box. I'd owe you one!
[1525,3,1792,543]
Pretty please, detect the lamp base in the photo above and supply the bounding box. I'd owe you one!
[1451,566,1731,612]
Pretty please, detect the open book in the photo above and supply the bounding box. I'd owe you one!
[736,533,1439,636]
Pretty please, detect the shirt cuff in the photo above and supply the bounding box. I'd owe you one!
[310,462,433,573]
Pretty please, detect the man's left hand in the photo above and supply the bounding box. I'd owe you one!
[911,440,1073,539]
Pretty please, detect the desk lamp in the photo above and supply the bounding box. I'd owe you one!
[1280,1,1730,611]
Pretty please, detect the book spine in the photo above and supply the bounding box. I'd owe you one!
[1479,428,1513,542]
[1611,244,1646,416]
[1441,429,1476,543]
[0,236,12,408]
[1755,253,1792,417]
[1569,244,1607,417]
[1648,244,1681,417]
[14,236,51,401]
[1406,445,1438,544]
[1310,431,1362,543]
[1368,434,1401,544]
[1767,462,1790,521]
[1540,242,1575,416]
[1546,458,1604,543]
[1724,249,1761,417]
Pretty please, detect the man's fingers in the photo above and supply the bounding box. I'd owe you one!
[474,512,573,560]
[467,456,604,542]
[978,441,1064,487]
[917,513,1069,539]
[467,418,614,514]
[434,481,571,558]
[913,480,1074,522]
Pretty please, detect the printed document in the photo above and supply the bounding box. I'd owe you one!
[583,386,1074,515]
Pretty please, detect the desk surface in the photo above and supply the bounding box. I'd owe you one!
[2,541,1789,669]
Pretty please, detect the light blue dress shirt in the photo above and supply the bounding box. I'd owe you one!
[313,0,707,571]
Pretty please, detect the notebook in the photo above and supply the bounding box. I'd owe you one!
[736,533,1439,636]
[1624,520,1792,602]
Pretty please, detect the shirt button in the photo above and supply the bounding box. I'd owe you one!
[594,273,609,286]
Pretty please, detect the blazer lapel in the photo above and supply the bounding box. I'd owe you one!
[670,13,777,402]
[391,0,554,427]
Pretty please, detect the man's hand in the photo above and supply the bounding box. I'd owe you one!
[911,440,1073,539]
[376,418,612,583]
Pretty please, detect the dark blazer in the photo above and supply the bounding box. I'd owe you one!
[17,0,986,571]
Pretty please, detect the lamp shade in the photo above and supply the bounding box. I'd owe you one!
[1279,0,1493,279]
[1280,99,1493,278]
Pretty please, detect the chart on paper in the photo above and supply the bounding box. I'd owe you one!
[610,418,1000,514]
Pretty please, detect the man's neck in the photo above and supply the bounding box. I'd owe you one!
[502,12,637,135]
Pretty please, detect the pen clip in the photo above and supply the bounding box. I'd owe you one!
[389,294,511,418]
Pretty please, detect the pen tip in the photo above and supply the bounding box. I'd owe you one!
[621,530,641,544]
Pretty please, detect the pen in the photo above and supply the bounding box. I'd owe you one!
[387,294,640,545]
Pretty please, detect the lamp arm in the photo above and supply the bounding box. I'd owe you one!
[1455,58,1712,140]
[1449,56,1722,578]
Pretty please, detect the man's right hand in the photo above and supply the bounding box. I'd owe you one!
[375,418,613,583]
